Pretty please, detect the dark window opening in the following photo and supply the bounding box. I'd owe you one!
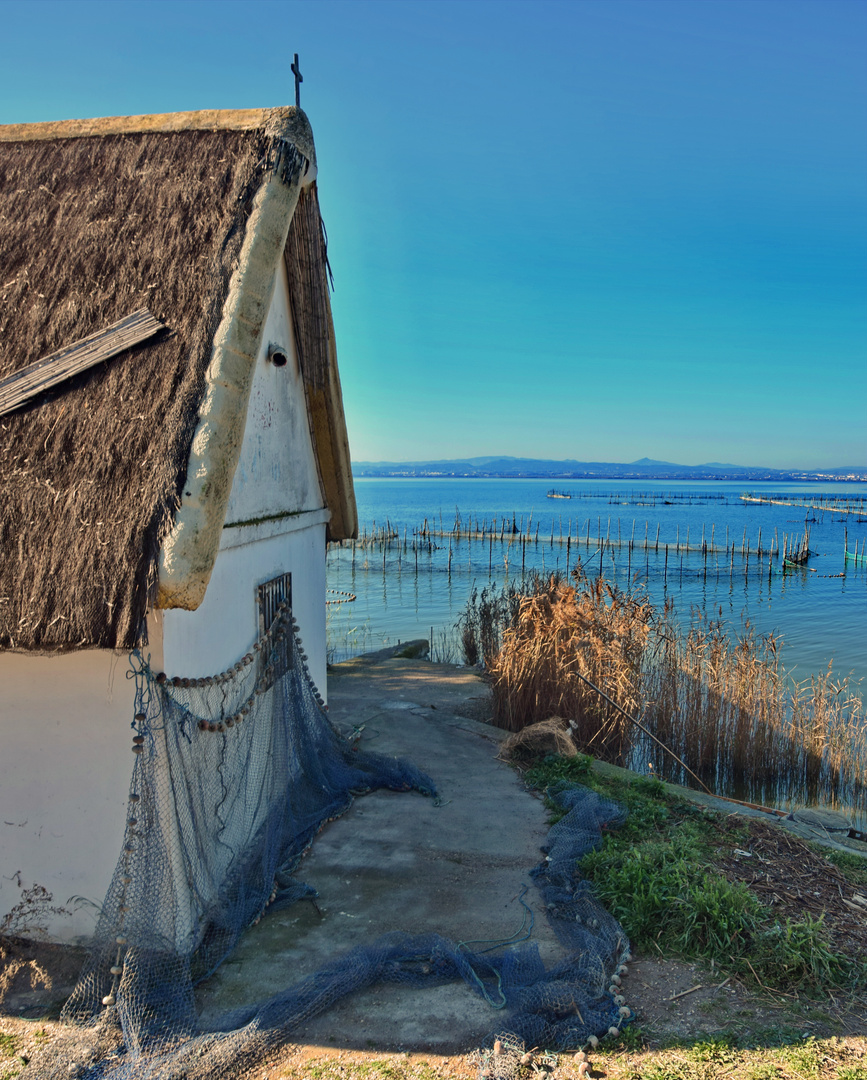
[257,572,292,685]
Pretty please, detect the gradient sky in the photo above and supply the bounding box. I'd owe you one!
[1,0,865,469]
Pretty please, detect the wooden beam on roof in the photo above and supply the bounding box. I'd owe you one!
[0,309,165,418]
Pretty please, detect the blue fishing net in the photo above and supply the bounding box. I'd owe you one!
[29,605,630,1078]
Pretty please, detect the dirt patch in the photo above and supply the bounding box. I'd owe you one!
[624,955,866,1040]
[715,817,867,971]
[0,937,85,1020]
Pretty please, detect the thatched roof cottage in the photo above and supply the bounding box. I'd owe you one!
[0,106,356,941]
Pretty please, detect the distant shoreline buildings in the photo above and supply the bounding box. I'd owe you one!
[351,457,866,483]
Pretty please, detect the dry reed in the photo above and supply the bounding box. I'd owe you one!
[0,128,265,650]
[465,572,865,812]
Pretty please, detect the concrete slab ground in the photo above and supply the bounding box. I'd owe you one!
[195,655,562,1053]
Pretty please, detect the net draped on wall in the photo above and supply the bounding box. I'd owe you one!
[31,603,631,1079]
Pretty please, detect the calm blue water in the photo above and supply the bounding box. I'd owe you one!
[327,479,867,695]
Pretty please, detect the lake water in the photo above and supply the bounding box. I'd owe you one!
[328,478,867,694]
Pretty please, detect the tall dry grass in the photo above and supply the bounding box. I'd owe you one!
[478,575,651,761]
[463,572,866,811]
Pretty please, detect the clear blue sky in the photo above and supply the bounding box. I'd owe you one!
[2,0,865,469]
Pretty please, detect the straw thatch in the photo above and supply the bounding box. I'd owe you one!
[285,185,357,541]
[285,185,332,393]
[0,114,353,652]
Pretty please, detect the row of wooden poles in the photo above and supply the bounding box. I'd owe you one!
[329,513,832,586]
[350,512,782,557]
[335,511,867,572]
[741,494,867,515]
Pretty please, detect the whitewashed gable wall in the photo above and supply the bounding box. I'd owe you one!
[159,258,330,694]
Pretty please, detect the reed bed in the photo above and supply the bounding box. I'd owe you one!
[463,571,866,813]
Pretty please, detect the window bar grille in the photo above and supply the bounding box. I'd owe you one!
[257,572,292,685]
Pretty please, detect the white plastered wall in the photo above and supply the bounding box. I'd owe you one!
[0,648,142,942]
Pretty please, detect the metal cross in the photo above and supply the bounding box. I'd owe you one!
[291,54,303,109]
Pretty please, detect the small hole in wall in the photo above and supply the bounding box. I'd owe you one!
[268,344,289,367]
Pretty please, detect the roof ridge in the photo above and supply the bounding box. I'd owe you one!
[0,107,296,143]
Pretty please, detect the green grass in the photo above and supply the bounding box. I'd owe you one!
[305,1061,442,1080]
[686,1036,739,1065]
[0,1031,23,1080]
[523,755,867,996]
[525,752,593,794]
[822,849,867,888]
[593,1033,867,1080]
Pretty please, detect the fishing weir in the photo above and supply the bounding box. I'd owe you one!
[741,492,867,517]
[328,509,845,588]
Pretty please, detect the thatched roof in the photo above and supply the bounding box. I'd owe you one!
[0,108,356,653]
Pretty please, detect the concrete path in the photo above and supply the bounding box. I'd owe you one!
[195,655,561,1053]
[195,648,867,1055]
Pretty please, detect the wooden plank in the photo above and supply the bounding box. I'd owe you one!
[0,309,165,417]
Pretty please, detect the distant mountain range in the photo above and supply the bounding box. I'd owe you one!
[352,456,866,482]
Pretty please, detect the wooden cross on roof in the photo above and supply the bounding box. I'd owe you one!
[291,54,303,109]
